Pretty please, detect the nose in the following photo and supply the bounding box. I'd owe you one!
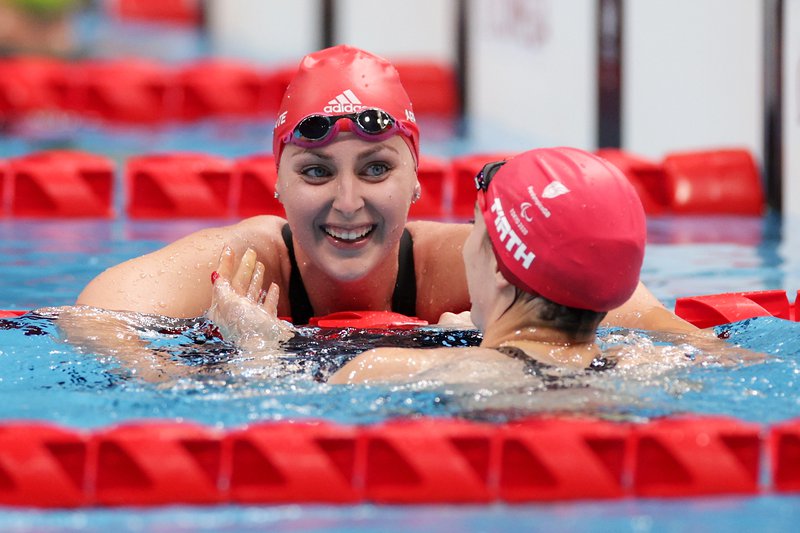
[331,173,365,216]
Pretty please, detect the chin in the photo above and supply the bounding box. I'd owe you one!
[322,258,376,282]
[469,308,486,331]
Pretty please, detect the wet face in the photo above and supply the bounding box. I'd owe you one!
[462,208,496,330]
[277,133,419,282]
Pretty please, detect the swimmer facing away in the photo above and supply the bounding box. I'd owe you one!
[77,44,698,334]
[210,146,650,381]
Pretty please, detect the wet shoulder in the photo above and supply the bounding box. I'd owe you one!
[406,221,470,266]
[406,221,471,321]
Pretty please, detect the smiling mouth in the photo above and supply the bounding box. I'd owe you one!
[322,224,376,242]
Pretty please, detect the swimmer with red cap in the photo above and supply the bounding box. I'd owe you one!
[76,44,698,339]
[327,147,647,382]
[77,45,471,326]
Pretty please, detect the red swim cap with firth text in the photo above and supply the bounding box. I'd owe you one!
[272,45,419,166]
[478,147,646,312]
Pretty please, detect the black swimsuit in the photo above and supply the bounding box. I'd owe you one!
[495,345,616,376]
[281,224,417,325]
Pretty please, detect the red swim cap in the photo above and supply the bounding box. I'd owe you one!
[478,147,646,312]
[272,45,419,167]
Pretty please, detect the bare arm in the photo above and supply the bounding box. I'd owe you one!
[603,281,700,333]
[76,215,289,318]
[328,346,469,384]
[47,305,197,383]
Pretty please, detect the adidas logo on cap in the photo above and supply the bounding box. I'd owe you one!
[323,89,365,113]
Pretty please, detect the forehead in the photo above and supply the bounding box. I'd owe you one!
[280,133,412,163]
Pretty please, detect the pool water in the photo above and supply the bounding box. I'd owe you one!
[2,293,799,428]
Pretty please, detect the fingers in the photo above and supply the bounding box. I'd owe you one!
[247,261,265,300]
[216,245,235,281]
[231,248,257,295]
[260,282,281,316]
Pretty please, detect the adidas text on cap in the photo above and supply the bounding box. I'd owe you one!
[478,147,647,312]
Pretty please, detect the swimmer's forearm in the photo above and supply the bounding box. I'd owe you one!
[48,306,180,383]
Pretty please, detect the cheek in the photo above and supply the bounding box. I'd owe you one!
[372,178,415,217]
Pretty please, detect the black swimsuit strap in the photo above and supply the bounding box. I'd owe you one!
[281,224,417,324]
[495,345,616,374]
[496,345,550,376]
[392,228,417,317]
[282,224,314,325]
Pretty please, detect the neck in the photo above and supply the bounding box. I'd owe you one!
[480,303,600,369]
[295,247,399,317]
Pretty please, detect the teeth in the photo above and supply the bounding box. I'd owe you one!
[324,225,374,241]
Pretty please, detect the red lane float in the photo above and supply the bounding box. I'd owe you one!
[450,152,518,218]
[0,57,69,117]
[226,421,361,503]
[597,148,765,215]
[0,423,88,508]
[662,149,764,215]
[674,289,797,328]
[0,160,7,217]
[8,151,114,218]
[499,418,630,501]
[65,59,175,125]
[0,311,25,318]
[394,62,458,117]
[595,148,670,215]
[410,155,451,219]
[109,0,202,25]
[231,154,283,218]
[770,420,800,493]
[91,422,223,506]
[362,419,496,503]
[631,416,761,497]
[126,153,233,218]
[176,61,282,121]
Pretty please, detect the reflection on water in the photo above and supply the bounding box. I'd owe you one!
[0,308,796,429]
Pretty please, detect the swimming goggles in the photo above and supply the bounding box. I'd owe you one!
[474,160,507,191]
[286,108,408,148]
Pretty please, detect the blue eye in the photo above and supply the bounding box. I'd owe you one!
[301,165,331,181]
[363,162,389,178]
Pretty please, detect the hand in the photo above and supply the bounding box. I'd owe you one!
[206,246,295,352]
[435,311,475,328]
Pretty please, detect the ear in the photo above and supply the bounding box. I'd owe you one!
[411,182,421,203]
[490,249,514,297]
[492,265,517,314]
[274,178,285,204]
[494,264,512,292]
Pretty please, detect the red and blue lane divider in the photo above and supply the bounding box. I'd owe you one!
[0,415,788,507]
[0,148,767,219]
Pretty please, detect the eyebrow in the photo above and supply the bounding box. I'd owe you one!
[296,142,400,161]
